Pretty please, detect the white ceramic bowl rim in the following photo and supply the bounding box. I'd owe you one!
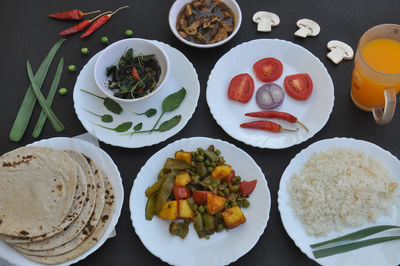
[168,0,242,48]
[93,38,170,103]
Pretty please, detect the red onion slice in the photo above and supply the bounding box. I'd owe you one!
[255,83,284,109]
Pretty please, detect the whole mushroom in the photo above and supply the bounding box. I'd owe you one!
[327,40,354,64]
[294,18,320,38]
[253,11,280,32]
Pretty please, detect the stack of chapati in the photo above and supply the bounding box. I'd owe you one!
[0,146,115,264]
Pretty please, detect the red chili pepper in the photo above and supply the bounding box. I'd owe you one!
[59,12,111,36]
[240,120,298,133]
[245,111,308,131]
[49,9,100,20]
[132,67,140,81]
[80,6,129,38]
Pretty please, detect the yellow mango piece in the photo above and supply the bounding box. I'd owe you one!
[178,199,195,219]
[222,206,246,229]
[206,193,226,215]
[158,200,178,220]
[211,165,232,179]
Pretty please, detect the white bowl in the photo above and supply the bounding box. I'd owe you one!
[94,38,170,103]
[168,0,242,48]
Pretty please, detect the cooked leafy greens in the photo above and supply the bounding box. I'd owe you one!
[106,48,161,99]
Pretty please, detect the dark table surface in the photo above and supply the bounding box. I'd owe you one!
[1,0,400,265]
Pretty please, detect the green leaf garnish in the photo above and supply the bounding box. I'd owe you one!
[95,122,132,132]
[80,89,123,114]
[85,109,113,123]
[133,122,143,131]
[131,108,157,117]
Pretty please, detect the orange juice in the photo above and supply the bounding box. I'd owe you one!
[351,38,400,110]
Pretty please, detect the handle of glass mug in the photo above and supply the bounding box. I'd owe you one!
[372,88,396,125]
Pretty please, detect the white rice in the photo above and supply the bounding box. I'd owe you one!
[288,147,398,236]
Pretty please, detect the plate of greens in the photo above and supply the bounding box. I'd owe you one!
[73,40,200,148]
[130,137,271,266]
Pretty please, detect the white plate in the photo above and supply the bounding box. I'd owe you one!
[130,137,271,266]
[73,41,200,148]
[0,137,124,266]
[206,39,334,149]
[277,137,400,266]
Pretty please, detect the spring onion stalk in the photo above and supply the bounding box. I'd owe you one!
[32,58,64,138]
[9,38,65,142]
[310,225,400,248]
[313,236,400,258]
[27,61,65,132]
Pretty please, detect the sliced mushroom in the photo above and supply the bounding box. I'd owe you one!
[184,3,192,17]
[210,27,228,43]
[294,18,320,38]
[252,11,280,32]
[327,40,354,64]
[184,20,201,35]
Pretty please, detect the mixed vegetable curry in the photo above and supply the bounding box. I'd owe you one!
[145,145,257,239]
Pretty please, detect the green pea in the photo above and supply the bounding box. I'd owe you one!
[207,167,214,173]
[81,47,89,55]
[242,198,250,208]
[197,155,204,161]
[223,188,230,195]
[204,160,210,167]
[125,29,134,37]
[204,234,210,239]
[217,184,225,190]
[101,36,109,44]
[197,147,203,153]
[215,149,221,156]
[217,224,224,232]
[217,191,225,197]
[58,88,67,96]
[210,162,216,167]
[67,65,77,72]
[198,205,205,213]
[231,201,238,207]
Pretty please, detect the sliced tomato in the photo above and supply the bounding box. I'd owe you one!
[253,58,283,82]
[284,73,313,101]
[240,179,257,196]
[192,190,210,205]
[228,73,255,103]
[173,186,190,200]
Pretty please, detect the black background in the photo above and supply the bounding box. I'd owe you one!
[1,0,400,265]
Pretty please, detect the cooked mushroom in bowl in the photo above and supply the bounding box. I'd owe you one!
[169,0,242,48]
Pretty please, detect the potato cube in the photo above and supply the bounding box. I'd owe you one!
[158,201,178,220]
[178,199,194,219]
[175,151,192,164]
[206,193,226,215]
[175,172,191,186]
[211,165,232,179]
[222,206,246,229]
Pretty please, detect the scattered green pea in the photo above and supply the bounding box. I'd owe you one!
[101,36,109,44]
[81,47,89,55]
[58,88,67,96]
[67,65,77,72]
[125,29,134,37]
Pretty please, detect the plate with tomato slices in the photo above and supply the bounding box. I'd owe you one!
[130,137,271,266]
[206,39,334,149]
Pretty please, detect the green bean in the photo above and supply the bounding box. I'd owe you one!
[195,162,208,178]
[223,188,230,195]
[197,155,204,161]
[210,162,216,167]
[163,158,190,170]
[145,175,166,197]
[145,192,157,220]
[203,150,218,162]
[9,38,65,142]
[169,221,189,239]
[154,172,176,214]
[217,184,225,190]
[32,57,64,138]
[202,213,215,230]
[193,213,203,232]
[217,191,225,197]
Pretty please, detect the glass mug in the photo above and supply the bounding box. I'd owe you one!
[350,24,400,125]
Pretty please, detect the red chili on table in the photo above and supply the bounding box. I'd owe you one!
[240,120,298,133]
[80,6,129,38]
[59,11,111,36]
[245,111,308,131]
[49,9,100,20]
